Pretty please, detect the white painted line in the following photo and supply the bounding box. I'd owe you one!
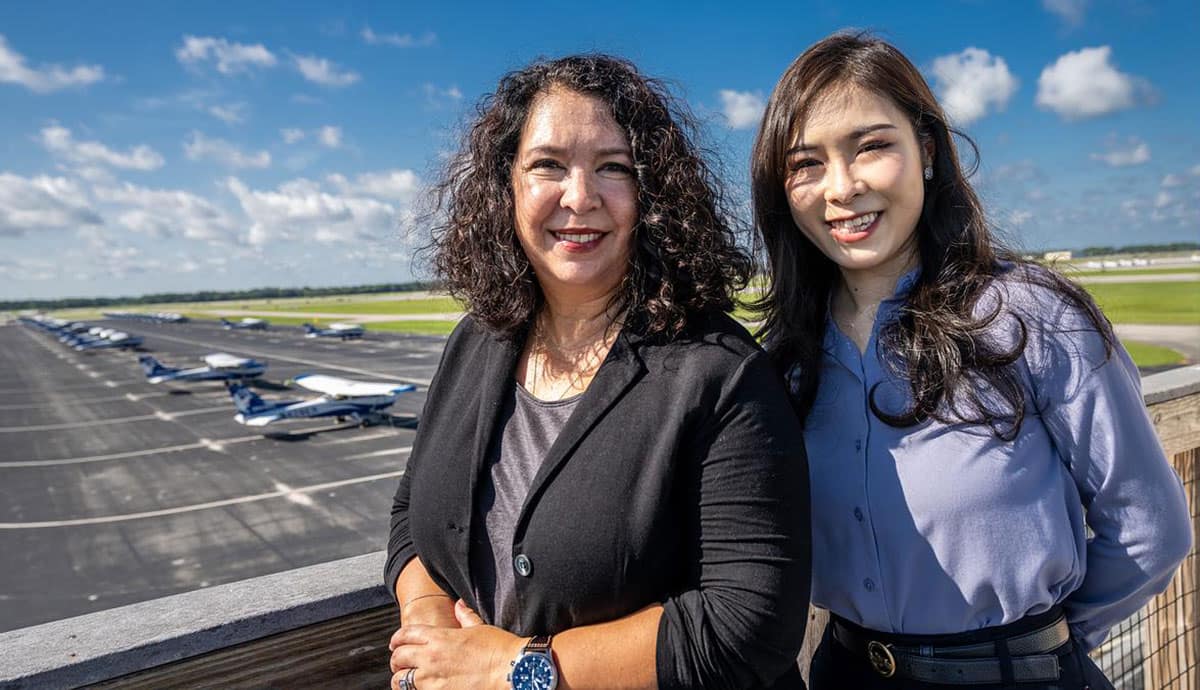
[142,330,431,386]
[0,434,264,467]
[0,469,406,528]
[315,431,400,446]
[0,406,229,432]
[344,446,412,460]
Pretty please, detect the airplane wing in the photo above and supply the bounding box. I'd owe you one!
[204,353,254,369]
[291,374,415,398]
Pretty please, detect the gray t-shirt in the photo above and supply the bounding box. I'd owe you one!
[469,381,580,629]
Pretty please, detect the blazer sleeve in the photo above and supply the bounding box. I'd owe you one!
[383,322,465,603]
[655,349,812,689]
[1028,297,1191,651]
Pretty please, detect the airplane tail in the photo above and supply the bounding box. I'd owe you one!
[220,318,233,327]
[227,382,270,414]
[138,355,172,378]
[302,323,317,334]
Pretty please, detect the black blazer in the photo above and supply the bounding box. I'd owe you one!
[386,313,810,689]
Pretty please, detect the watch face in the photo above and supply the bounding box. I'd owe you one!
[510,652,556,690]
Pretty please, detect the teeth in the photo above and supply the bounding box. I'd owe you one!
[556,232,601,243]
[830,212,878,231]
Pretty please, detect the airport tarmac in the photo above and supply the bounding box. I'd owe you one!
[0,318,444,633]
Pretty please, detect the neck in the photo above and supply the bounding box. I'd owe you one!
[539,286,622,347]
[836,251,919,316]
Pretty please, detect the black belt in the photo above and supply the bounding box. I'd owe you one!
[830,614,1070,684]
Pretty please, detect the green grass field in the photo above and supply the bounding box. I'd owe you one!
[1065,265,1200,278]
[1122,340,1186,368]
[1082,281,1200,325]
[256,296,462,315]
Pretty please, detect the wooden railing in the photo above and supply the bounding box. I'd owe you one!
[2,365,1198,690]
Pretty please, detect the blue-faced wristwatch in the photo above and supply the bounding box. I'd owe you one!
[508,634,557,690]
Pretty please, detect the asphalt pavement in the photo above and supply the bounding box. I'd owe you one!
[0,318,443,633]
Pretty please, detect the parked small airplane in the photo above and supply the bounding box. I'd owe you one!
[302,322,365,340]
[140,353,267,384]
[72,328,144,351]
[221,317,269,331]
[226,374,415,427]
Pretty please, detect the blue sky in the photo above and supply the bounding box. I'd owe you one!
[2,0,1198,300]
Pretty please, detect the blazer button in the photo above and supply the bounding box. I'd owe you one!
[514,554,533,577]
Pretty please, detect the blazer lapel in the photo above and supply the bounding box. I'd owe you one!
[519,328,647,528]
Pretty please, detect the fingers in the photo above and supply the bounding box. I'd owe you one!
[455,598,485,627]
[390,668,418,690]
[389,624,432,651]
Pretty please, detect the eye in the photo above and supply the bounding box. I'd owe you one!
[598,161,634,178]
[787,158,821,173]
[859,140,891,154]
[528,158,563,171]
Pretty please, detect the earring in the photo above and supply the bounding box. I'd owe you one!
[923,166,933,181]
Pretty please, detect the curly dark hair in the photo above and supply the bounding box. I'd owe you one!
[421,54,751,340]
[750,32,1113,439]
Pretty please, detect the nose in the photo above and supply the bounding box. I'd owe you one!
[824,159,862,204]
[559,167,601,214]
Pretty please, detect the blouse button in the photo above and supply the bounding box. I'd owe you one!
[514,554,533,577]
[863,578,875,592]
[854,507,864,522]
[855,439,863,452]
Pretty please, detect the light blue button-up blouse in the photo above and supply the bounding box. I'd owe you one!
[796,267,1191,651]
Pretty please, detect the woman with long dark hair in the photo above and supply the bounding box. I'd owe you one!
[385,55,810,690]
[751,32,1190,689]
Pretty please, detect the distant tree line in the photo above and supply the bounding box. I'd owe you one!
[1,281,438,312]
[1071,242,1200,258]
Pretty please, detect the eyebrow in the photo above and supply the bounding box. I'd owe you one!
[786,123,898,155]
[522,144,632,157]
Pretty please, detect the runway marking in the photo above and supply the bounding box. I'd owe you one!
[0,406,229,432]
[315,430,400,446]
[0,392,178,409]
[344,446,413,460]
[0,469,407,528]
[141,330,431,386]
[0,434,265,467]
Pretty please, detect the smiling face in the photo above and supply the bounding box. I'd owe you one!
[784,84,930,280]
[512,88,638,304]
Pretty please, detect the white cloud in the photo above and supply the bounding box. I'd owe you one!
[175,35,277,75]
[94,181,240,241]
[422,84,463,109]
[327,169,419,201]
[0,34,105,93]
[0,172,102,236]
[1155,191,1173,209]
[930,48,1019,126]
[1162,174,1183,188]
[1043,0,1087,26]
[40,125,165,171]
[317,125,342,148]
[208,103,247,124]
[294,55,360,87]
[226,176,398,246]
[1191,164,1200,177]
[719,90,765,130]
[183,131,270,168]
[1036,46,1151,120]
[1089,137,1150,167]
[361,27,436,47]
[281,128,306,144]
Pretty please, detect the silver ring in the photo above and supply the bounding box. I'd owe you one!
[402,668,417,690]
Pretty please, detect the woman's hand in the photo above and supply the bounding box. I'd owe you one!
[389,599,527,690]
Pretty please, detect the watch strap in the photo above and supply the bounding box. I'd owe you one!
[524,634,553,654]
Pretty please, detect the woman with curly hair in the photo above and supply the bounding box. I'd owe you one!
[385,54,811,690]
[751,33,1190,689]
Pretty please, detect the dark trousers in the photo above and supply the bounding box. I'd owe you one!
[809,622,1115,690]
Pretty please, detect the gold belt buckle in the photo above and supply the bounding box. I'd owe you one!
[866,640,896,677]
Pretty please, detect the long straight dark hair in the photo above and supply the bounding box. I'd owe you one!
[751,32,1112,439]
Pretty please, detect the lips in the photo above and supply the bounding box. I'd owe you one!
[552,230,603,243]
[827,211,880,243]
